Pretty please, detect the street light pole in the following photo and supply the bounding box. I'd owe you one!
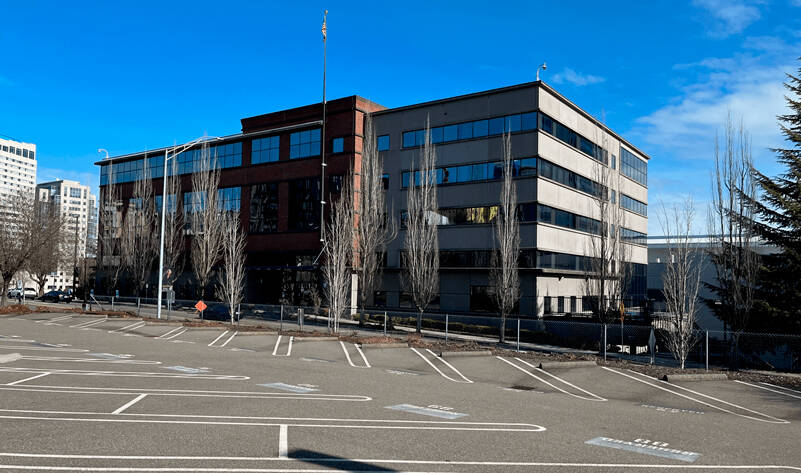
[156,136,220,319]
[72,214,79,298]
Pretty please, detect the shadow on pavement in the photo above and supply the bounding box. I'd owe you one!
[290,449,399,471]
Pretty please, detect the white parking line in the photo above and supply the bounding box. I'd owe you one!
[518,358,606,401]
[155,327,183,339]
[272,336,293,357]
[6,372,49,386]
[340,342,370,368]
[109,321,145,334]
[602,367,789,424]
[69,319,106,329]
[111,394,148,414]
[163,328,188,340]
[409,348,472,383]
[208,331,230,347]
[761,382,801,397]
[0,345,88,353]
[18,356,160,365]
[735,380,801,401]
[36,315,72,324]
[278,424,288,459]
[0,367,249,380]
[219,331,237,348]
[355,344,371,368]
[496,357,604,401]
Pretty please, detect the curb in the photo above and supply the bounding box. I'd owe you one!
[539,360,598,369]
[663,373,728,382]
[293,336,339,342]
[439,350,493,358]
[361,343,408,349]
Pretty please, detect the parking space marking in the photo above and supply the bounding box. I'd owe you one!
[208,331,230,347]
[278,424,288,459]
[762,382,801,396]
[162,328,188,340]
[386,404,468,420]
[518,358,606,401]
[258,383,319,393]
[410,348,472,383]
[219,331,237,348]
[272,336,293,357]
[155,327,184,339]
[0,367,249,380]
[496,357,605,401]
[602,367,789,424]
[69,319,106,329]
[6,372,49,386]
[18,356,160,365]
[111,394,148,414]
[586,437,700,463]
[109,321,146,334]
[735,380,801,400]
[36,315,72,324]
[340,342,370,368]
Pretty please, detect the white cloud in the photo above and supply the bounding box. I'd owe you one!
[550,68,605,87]
[791,0,801,7]
[692,0,762,38]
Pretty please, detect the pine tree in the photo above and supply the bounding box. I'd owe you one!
[746,58,801,333]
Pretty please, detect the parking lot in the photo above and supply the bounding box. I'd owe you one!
[0,311,800,471]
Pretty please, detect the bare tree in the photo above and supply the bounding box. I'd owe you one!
[0,191,65,305]
[162,157,185,288]
[491,133,520,343]
[190,143,225,301]
[658,198,704,369]
[584,138,630,323]
[121,164,158,297]
[27,218,66,297]
[322,176,354,333]
[216,211,246,324]
[99,164,123,294]
[708,114,759,367]
[403,120,439,333]
[356,114,397,320]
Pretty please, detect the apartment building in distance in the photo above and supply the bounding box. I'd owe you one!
[0,137,37,198]
[95,81,649,316]
[36,180,98,291]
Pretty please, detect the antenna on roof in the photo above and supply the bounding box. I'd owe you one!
[536,62,547,81]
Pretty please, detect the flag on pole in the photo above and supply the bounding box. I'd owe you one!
[322,10,327,40]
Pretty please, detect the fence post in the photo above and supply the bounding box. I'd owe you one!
[137,297,140,316]
[603,324,607,361]
[705,330,709,371]
[383,311,387,336]
[517,318,520,352]
[280,305,283,332]
[111,296,114,311]
[445,314,449,342]
[620,322,624,360]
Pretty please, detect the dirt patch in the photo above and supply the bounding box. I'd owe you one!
[0,305,34,314]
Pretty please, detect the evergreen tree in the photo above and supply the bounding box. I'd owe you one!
[746,57,801,334]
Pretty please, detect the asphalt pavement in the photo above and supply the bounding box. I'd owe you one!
[0,310,799,472]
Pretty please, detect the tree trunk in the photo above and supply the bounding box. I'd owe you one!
[416,309,422,334]
[499,312,506,344]
[1,280,10,307]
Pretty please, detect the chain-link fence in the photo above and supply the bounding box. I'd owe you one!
[74,295,801,372]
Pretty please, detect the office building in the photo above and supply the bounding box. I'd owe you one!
[95,81,649,316]
[0,137,37,198]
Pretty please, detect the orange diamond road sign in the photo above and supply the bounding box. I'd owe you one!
[195,300,207,312]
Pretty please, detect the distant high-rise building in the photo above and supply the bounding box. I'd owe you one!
[0,137,37,198]
[36,179,97,291]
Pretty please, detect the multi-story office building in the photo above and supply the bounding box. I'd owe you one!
[0,137,37,198]
[36,180,98,291]
[95,81,649,315]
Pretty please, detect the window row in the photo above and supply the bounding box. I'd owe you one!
[252,136,280,164]
[621,227,647,246]
[538,158,604,197]
[402,112,538,148]
[537,204,603,235]
[0,145,35,159]
[539,113,608,165]
[620,194,647,216]
[289,128,321,159]
[432,248,596,272]
[620,147,647,186]
[401,157,536,188]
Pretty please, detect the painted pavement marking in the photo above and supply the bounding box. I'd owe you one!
[300,357,333,363]
[164,366,209,374]
[219,331,238,347]
[586,436,701,463]
[6,372,50,386]
[271,336,293,357]
[18,355,159,365]
[0,353,22,364]
[496,357,605,402]
[409,348,472,383]
[258,383,319,394]
[69,319,106,329]
[386,369,423,376]
[385,404,468,420]
[0,366,248,380]
[735,380,801,401]
[640,404,704,415]
[602,367,789,424]
[208,331,230,347]
[278,424,288,459]
[340,341,370,368]
[111,394,148,414]
[0,345,87,353]
[109,321,146,334]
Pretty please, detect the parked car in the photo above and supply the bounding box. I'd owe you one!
[40,290,73,303]
[8,288,37,299]
[201,304,240,322]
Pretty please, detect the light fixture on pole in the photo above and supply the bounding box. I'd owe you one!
[536,62,547,81]
[156,136,221,320]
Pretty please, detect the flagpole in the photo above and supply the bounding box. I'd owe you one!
[319,9,328,243]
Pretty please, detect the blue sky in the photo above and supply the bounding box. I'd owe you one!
[1,0,799,234]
